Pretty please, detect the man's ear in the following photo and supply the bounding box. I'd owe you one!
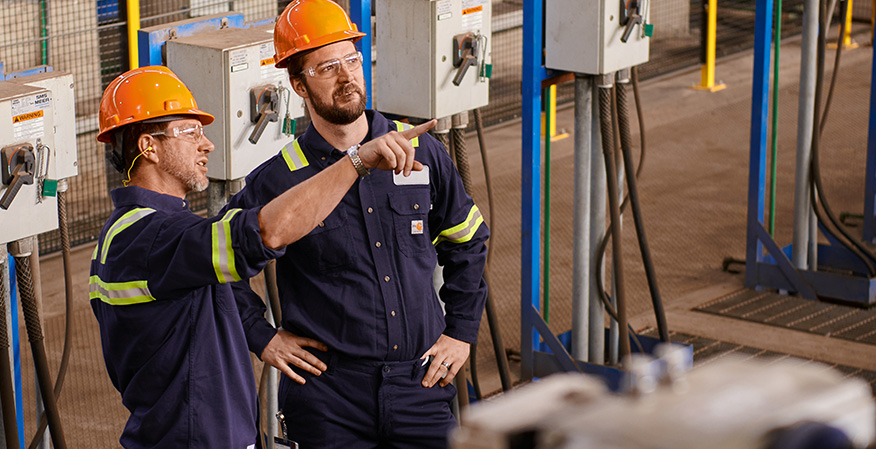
[290,76,308,99]
[137,134,159,163]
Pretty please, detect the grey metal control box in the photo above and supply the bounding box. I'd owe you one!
[545,0,650,75]
[377,0,491,119]
[167,24,304,180]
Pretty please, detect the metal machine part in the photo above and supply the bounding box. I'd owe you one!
[452,356,875,449]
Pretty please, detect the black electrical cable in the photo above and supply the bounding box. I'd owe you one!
[449,123,472,411]
[257,261,282,443]
[616,79,670,343]
[598,84,631,359]
[819,0,848,134]
[473,108,513,393]
[14,252,67,449]
[810,0,876,276]
[631,67,647,179]
[28,188,76,449]
[0,258,19,449]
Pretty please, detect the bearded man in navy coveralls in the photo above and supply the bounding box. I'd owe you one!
[228,1,490,448]
[89,65,431,448]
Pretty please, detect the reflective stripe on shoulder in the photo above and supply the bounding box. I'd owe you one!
[100,208,156,264]
[394,121,419,148]
[433,205,484,245]
[89,275,155,305]
[281,139,309,172]
[212,208,243,284]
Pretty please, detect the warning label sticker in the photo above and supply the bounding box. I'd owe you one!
[462,0,487,30]
[229,49,249,72]
[259,42,285,82]
[11,92,51,140]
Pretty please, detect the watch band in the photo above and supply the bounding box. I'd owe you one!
[347,145,370,177]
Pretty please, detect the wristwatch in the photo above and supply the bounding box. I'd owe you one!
[347,145,370,177]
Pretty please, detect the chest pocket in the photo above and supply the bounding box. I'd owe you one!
[389,190,432,257]
[296,207,352,271]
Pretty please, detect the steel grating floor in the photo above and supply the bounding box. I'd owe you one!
[694,290,876,345]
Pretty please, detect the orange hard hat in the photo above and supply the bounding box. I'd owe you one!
[273,0,366,69]
[97,65,214,144]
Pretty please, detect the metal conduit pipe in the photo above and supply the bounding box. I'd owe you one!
[449,112,471,411]
[262,260,281,448]
[0,246,19,449]
[809,0,876,275]
[615,73,670,343]
[10,238,66,449]
[29,181,75,449]
[597,77,631,360]
[472,109,512,393]
[434,116,452,159]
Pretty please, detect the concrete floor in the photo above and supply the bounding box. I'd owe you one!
[17,26,876,445]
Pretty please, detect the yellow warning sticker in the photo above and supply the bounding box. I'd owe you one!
[260,58,275,66]
[462,5,483,14]
[12,110,43,123]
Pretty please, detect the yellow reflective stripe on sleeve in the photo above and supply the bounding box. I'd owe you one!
[100,208,156,264]
[212,209,243,284]
[91,244,99,261]
[281,139,310,172]
[432,205,484,245]
[88,275,155,305]
[394,121,419,148]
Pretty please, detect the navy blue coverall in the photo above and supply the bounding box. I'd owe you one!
[229,110,489,448]
[89,186,282,448]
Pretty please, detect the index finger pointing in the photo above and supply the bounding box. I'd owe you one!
[399,119,437,140]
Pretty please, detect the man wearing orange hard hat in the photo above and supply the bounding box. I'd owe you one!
[228,1,490,447]
[90,64,427,448]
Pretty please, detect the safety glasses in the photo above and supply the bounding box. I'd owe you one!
[150,123,204,144]
[301,51,364,79]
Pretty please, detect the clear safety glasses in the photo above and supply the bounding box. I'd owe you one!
[301,51,364,79]
[150,124,204,144]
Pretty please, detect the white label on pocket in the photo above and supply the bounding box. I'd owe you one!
[393,165,430,185]
[411,220,424,235]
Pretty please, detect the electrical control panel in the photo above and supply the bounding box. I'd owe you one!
[0,82,60,244]
[545,0,650,75]
[166,24,304,180]
[376,0,491,119]
[6,71,79,180]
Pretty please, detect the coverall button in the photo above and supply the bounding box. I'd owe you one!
[384,276,390,282]
[393,345,398,351]
[375,241,381,248]
[391,310,396,317]
[413,203,420,210]
[383,365,391,373]
[318,221,325,227]
[368,207,373,213]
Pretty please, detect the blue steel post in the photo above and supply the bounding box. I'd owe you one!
[864,42,876,242]
[745,0,774,288]
[521,0,546,380]
[350,0,372,109]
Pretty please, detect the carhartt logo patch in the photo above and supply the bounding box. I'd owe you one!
[411,220,424,235]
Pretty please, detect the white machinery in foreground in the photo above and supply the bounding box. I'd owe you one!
[452,355,875,449]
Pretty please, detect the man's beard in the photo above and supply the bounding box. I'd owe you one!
[160,152,209,194]
[306,81,366,125]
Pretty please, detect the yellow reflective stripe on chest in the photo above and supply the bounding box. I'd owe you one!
[89,275,155,305]
[281,139,310,172]
[100,208,156,264]
[212,209,243,283]
[394,121,419,148]
[433,205,484,245]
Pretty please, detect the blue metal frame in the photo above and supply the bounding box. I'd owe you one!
[349,0,373,109]
[521,0,547,380]
[0,65,52,81]
[137,13,246,67]
[746,0,876,305]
